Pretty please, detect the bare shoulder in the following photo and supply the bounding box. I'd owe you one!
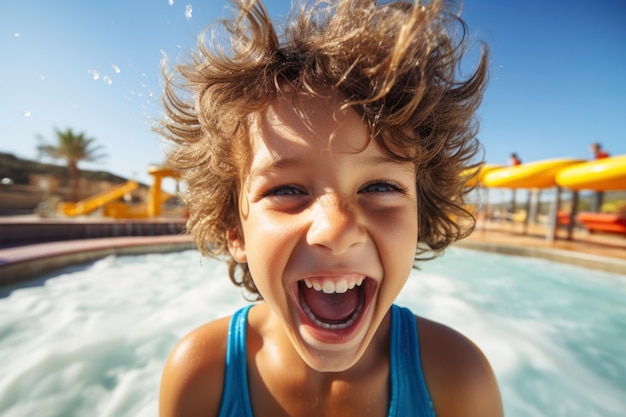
[416,316,503,417]
[159,315,231,417]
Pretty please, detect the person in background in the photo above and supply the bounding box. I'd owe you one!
[590,142,610,159]
[509,153,522,166]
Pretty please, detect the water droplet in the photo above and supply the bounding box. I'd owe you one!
[112,64,121,73]
[168,0,174,5]
[22,111,31,117]
[14,33,20,37]
[38,74,46,80]
[185,4,192,20]
[88,69,100,80]
[104,75,112,85]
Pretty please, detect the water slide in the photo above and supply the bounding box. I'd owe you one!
[103,188,175,218]
[482,158,584,189]
[555,154,626,234]
[464,164,503,187]
[555,154,626,191]
[60,180,138,216]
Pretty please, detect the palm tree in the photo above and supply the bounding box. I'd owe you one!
[37,128,106,202]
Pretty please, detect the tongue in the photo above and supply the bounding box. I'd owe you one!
[300,283,360,322]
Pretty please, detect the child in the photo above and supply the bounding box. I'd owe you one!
[158,0,503,416]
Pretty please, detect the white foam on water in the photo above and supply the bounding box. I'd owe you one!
[399,248,626,417]
[0,248,624,416]
[0,251,248,417]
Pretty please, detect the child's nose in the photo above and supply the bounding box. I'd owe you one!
[306,194,366,254]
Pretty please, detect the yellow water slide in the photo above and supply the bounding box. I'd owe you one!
[464,164,504,187]
[59,180,138,216]
[555,154,626,191]
[482,158,584,189]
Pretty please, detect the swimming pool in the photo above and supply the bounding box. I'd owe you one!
[1,247,624,416]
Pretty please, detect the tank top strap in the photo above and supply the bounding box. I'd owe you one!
[388,304,436,417]
[217,304,435,416]
[217,305,255,417]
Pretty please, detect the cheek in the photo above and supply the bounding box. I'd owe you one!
[372,208,418,274]
[373,206,417,246]
[243,217,299,286]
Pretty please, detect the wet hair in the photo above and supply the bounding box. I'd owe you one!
[159,0,489,298]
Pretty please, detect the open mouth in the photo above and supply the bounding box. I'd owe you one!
[297,276,369,331]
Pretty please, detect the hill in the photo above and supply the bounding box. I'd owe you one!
[0,152,151,215]
[0,152,129,185]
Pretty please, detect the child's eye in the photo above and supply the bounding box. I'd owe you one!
[263,185,306,197]
[359,181,407,194]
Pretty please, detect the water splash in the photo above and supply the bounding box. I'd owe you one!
[88,69,100,81]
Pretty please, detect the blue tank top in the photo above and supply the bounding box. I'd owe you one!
[217,304,436,417]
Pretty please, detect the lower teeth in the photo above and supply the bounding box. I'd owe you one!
[300,291,364,330]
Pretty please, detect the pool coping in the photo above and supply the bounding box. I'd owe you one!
[456,240,626,275]
[0,235,196,287]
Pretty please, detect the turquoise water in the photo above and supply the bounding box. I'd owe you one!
[0,248,624,416]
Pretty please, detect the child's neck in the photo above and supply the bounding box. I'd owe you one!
[247,302,392,416]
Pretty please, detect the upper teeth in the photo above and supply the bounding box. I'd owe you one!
[303,276,365,294]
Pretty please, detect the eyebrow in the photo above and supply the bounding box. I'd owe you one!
[249,157,303,179]
[249,153,413,180]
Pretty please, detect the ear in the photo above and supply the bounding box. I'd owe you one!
[226,228,247,263]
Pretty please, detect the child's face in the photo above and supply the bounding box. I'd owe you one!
[228,94,418,372]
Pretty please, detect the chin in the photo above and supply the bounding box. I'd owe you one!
[295,338,366,373]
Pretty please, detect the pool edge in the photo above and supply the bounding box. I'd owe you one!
[0,235,196,287]
[456,240,626,275]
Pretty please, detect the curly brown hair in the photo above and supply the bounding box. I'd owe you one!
[159,0,488,298]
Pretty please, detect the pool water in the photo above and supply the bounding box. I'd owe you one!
[0,248,624,416]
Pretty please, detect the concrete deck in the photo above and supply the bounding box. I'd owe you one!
[460,220,626,274]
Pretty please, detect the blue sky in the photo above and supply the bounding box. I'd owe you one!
[1,0,625,187]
